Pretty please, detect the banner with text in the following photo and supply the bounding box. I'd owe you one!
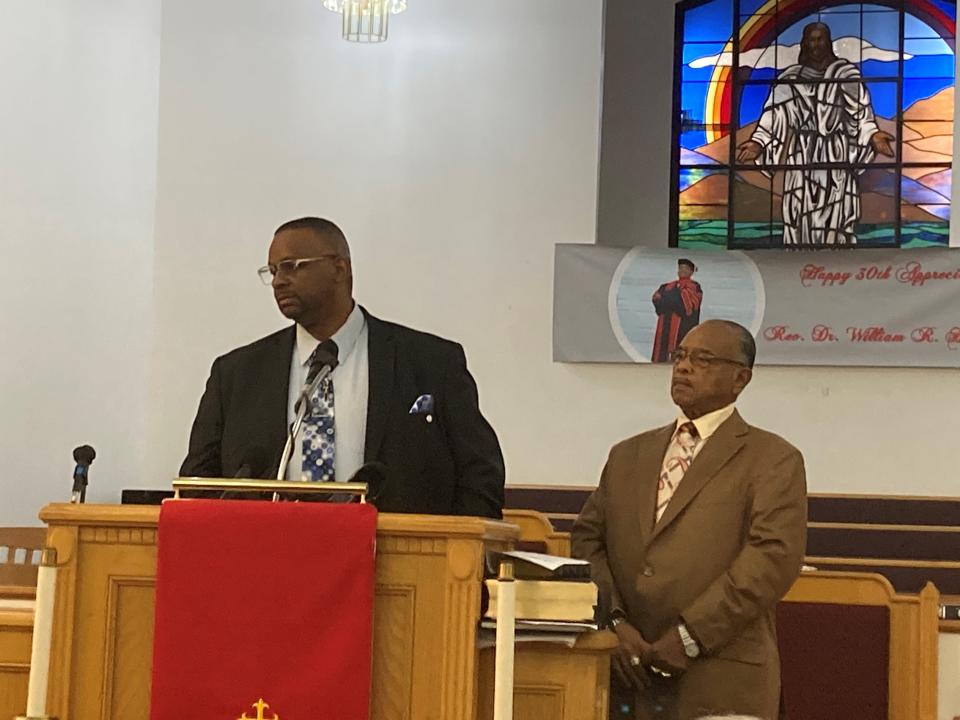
[554,245,960,367]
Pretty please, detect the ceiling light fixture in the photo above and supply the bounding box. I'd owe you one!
[323,0,407,43]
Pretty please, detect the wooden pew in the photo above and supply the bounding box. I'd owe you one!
[502,508,571,556]
[501,497,945,720]
[0,608,32,719]
[780,570,939,720]
[504,487,960,630]
[0,527,43,718]
[0,527,45,600]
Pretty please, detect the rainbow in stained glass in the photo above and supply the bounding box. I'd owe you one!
[673,0,956,249]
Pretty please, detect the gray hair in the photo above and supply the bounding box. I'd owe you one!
[700,319,757,368]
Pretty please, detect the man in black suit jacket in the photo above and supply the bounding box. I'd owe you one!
[180,217,505,518]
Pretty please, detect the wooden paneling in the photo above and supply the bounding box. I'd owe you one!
[0,609,32,720]
[476,631,616,720]
[0,587,35,601]
[784,571,939,720]
[105,579,156,719]
[807,495,960,525]
[371,585,416,719]
[58,521,158,719]
[502,509,571,557]
[506,487,960,609]
[807,558,960,595]
[39,504,518,720]
[514,684,565,719]
[0,528,45,588]
[807,524,960,562]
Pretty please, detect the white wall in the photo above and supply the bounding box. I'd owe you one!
[0,0,161,525]
[145,0,607,483]
[146,0,960,500]
[3,0,960,526]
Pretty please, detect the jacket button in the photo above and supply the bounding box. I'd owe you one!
[642,566,655,577]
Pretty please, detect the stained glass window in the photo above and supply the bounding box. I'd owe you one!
[671,0,956,249]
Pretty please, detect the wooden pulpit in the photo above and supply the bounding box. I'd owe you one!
[38,503,518,720]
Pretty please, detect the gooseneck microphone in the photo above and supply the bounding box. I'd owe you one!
[235,446,270,479]
[276,339,339,481]
[350,462,389,505]
[71,445,96,503]
[211,447,273,500]
[294,339,340,414]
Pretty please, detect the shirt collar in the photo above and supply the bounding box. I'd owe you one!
[295,303,365,368]
[676,403,736,441]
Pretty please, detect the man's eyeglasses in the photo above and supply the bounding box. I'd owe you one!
[668,347,746,369]
[257,255,341,285]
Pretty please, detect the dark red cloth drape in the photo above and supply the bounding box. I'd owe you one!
[150,500,377,720]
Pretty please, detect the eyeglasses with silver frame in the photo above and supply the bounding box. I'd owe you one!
[257,255,341,285]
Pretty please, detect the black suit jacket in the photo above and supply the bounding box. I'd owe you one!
[179,309,505,518]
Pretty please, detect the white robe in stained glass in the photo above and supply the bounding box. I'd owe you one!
[749,60,880,245]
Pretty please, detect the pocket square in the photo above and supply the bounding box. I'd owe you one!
[409,394,434,414]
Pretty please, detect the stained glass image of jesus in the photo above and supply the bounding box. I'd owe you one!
[737,22,896,245]
[673,1,954,250]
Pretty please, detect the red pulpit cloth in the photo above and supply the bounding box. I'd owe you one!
[150,500,377,720]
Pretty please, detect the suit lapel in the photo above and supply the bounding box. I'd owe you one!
[650,410,749,542]
[363,311,396,462]
[636,425,676,544]
[264,326,297,461]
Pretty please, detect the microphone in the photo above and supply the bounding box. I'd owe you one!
[234,446,270,479]
[277,339,340,481]
[214,447,272,501]
[349,462,389,505]
[294,339,340,415]
[71,445,96,504]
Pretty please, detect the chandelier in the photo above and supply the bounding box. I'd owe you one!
[323,0,407,43]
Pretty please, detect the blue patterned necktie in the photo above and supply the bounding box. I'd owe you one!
[302,351,336,482]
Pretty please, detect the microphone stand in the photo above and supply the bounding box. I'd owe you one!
[275,362,336,486]
[70,477,88,504]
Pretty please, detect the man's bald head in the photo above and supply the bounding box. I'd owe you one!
[268,216,355,339]
[274,217,351,260]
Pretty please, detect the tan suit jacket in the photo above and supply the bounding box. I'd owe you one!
[572,410,807,720]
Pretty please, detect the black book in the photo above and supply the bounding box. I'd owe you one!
[485,549,592,581]
[939,604,960,621]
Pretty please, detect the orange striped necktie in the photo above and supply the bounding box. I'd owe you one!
[655,422,701,523]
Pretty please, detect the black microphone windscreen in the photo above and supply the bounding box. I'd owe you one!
[73,445,96,464]
[305,339,340,384]
[234,446,270,478]
[350,462,389,502]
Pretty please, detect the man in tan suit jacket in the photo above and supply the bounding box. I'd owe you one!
[572,320,807,720]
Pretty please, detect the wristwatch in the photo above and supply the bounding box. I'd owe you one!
[607,608,627,630]
[677,623,701,658]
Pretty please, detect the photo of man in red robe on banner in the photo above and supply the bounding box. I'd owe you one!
[651,258,703,363]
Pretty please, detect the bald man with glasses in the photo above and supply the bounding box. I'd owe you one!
[573,320,807,720]
[180,216,505,518]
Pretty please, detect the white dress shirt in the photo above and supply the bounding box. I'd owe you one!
[670,402,737,464]
[285,304,369,482]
